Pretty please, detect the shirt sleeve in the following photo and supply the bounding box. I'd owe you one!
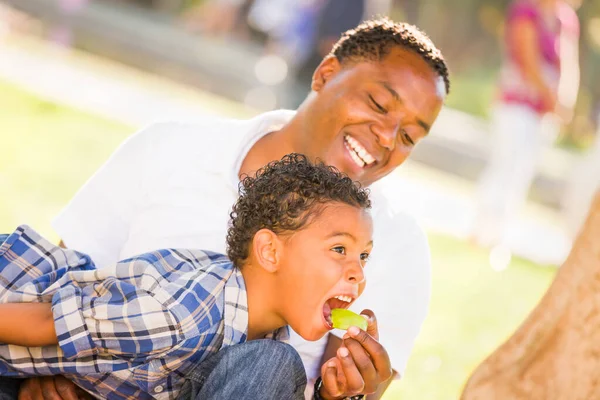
[339,211,431,377]
[52,124,161,268]
[51,266,186,364]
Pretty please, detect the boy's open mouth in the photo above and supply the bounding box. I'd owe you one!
[323,295,355,329]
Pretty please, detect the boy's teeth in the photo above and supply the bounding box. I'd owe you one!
[334,295,353,303]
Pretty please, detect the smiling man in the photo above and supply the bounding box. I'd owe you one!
[13,18,449,400]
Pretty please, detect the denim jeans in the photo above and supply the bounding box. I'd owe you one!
[0,339,307,400]
[179,339,307,400]
[0,378,19,400]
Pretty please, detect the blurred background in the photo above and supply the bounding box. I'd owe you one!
[1,0,599,398]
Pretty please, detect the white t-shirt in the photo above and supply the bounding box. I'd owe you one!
[53,110,431,383]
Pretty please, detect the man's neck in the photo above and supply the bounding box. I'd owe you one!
[240,265,285,340]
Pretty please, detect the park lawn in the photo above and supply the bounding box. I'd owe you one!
[385,235,555,399]
[0,79,133,241]
[0,79,556,399]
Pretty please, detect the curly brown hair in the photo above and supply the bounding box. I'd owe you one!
[226,154,371,268]
[330,17,450,95]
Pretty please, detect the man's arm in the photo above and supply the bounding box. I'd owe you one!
[0,303,57,347]
[52,123,159,267]
[321,334,397,399]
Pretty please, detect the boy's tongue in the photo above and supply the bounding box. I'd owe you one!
[323,301,333,328]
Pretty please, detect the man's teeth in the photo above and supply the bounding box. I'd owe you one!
[345,136,376,166]
[334,295,353,303]
[347,143,365,168]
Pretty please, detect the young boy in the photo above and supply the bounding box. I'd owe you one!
[0,154,373,399]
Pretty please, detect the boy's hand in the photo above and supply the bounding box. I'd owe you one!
[18,376,91,400]
[319,309,392,399]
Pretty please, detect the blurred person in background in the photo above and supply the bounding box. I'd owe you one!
[50,0,89,47]
[8,18,450,400]
[472,0,580,254]
[181,0,252,38]
[293,0,366,89]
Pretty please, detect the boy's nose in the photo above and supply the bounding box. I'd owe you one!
[346,261,366,284]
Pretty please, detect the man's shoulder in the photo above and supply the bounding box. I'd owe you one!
[136,110,296,149]
[133,117,248,150]
[367,185,431,273]
[131,110,296,172]
[370,186,428,242]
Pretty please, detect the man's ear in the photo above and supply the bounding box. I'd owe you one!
[251,229,282,273]
[311,55,342,92]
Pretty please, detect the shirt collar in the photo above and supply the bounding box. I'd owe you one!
[221,266,249,348]
[221,266,290,348]
[229,110,296,192]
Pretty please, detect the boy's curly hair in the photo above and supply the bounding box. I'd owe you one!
[226,153,371,268]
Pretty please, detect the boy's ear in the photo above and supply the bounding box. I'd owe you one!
[311,55,342,92]
[252,229,282,273]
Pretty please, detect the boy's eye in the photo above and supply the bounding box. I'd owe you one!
[360,252,370,262]
[331,246,346,255]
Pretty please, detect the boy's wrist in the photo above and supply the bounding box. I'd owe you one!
[313,377,365,400]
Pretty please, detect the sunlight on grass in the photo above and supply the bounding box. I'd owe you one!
[0,79,556,400]
[0,79,133,242]
[384,235,555,399]
[445,68,496,119]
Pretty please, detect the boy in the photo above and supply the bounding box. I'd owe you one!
[0,154,374,399]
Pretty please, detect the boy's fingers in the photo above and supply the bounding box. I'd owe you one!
[321,360,344,398]
[359,309,379,340]
[344,338,378,393]
[347,324,392,381]
[337,347,365,395]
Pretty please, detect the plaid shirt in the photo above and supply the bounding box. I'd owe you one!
[0,225,288,399]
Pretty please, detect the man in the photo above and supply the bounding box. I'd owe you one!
[15,18,449,399]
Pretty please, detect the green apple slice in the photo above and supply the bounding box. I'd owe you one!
[331,308,368,331]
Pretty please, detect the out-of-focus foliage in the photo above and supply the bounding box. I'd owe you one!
[393,0,600,147]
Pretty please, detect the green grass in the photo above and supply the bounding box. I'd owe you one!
[445,67,497,119]
[384,236,555,399]
[0,79,557,399]
[0,79,133,242]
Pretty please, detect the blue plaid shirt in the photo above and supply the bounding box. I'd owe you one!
[0,226,288,399]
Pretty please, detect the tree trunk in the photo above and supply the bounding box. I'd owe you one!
[461,191,600,400]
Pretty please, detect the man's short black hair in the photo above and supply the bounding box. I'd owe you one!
[330,17,450,95]
[226,154,371,268]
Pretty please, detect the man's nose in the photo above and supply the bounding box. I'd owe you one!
[371,120,398,151]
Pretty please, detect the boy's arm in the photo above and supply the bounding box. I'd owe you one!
[0,303,57,347]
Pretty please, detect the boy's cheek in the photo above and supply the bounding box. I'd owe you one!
[358,281,367,296]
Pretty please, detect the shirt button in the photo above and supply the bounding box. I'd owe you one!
[154,385,164,393]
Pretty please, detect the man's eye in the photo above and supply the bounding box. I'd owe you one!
[401,129,415,146]
[369,95,387,114]
[360,252,370,262]
[331,246,346,255]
